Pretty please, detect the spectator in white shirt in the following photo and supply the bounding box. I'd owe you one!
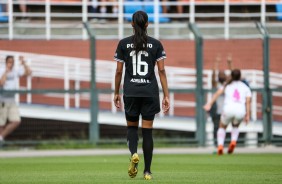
[0,55,31,143]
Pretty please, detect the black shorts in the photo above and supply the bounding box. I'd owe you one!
[123,96,160,121]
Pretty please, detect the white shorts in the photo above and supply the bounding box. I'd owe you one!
[0,102,21,126]
[220,104,246,126]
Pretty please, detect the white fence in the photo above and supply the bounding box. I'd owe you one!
[0,0,282,39]
[1,50,282,121]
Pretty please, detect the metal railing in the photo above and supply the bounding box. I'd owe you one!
[1,0,282,39]
[1,50,282,120]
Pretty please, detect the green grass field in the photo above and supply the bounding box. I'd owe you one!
[0,154,281,184]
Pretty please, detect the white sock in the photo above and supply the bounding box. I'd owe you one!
[112,6,118,14]
[231,127,239,142]
[217,128,226,146]
[100,6,106,14]
[0,136,3,141]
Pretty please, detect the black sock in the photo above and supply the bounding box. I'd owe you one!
[127,126,138,155]
[142,128,153,173]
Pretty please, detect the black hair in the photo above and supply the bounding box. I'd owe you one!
[5,55,14,63]
[132,11,148,54]
[225,69,241,86]
[231,69,241,81]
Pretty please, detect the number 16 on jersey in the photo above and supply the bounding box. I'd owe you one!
[130,51,149,76]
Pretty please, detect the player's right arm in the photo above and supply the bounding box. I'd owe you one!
[113,40,125,109]
[0,68,10,86]
[157,59,170,114]
[114,61,124,108]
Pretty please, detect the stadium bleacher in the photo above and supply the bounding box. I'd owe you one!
[0,4,8,22]
[0,0,281,39]
[276,3,282,20]
[124,0,170,23]
[0,0,282,145]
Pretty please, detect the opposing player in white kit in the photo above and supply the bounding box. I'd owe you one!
[204,69,251,155]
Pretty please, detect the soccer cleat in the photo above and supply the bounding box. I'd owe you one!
[128,153,139,178]
[217,145,224,155]
[228,141,237,154]
[144,171,153,180]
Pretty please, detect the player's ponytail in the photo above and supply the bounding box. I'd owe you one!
[132,11,148,54]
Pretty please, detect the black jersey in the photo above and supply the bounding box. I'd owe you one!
[114,36,166,97]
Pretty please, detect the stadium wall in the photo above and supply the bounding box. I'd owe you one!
[2,39,281,116]
[0,39,282,72]
[1,39,281,141]
[2,40,281,118]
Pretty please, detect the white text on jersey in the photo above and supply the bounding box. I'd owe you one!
[130,78,151,84]
[127,43,153,49]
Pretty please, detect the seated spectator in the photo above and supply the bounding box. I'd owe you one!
[177,0,188,21]
[161,0,188,21]
[162,0,168,14]
[4,0,28,21]
[89,0,118,23]
[110,0,118,15]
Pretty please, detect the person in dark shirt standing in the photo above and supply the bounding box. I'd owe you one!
[113,11,170,180]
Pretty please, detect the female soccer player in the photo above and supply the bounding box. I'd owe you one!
[204,69,251,155]
[113,11,170,180]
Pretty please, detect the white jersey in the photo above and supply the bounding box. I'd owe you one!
[0,66,25,102]
[223,81,251,108]
[220,81,252,125]
[223,81,252,112]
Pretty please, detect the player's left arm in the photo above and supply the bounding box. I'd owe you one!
[245,97,251,124]
[157,59,170,114]
[114,61,124,108]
